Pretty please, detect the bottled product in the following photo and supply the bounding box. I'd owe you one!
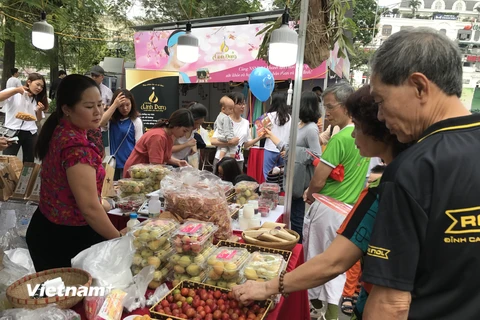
[127,213,140,232]
[148,194,161,218]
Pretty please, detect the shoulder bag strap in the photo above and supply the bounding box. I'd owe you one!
[112,121,133,158]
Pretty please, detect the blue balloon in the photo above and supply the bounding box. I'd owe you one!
[248,67,275,102]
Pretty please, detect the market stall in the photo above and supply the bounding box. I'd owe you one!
[70,243,309,320]
[0,161,309,320]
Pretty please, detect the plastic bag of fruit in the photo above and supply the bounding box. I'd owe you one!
[235,181,259,205]
[161,168,232,239]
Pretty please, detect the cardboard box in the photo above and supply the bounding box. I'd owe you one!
[0,155,23,179]
[28,168,41,202]
[0,163,18,201]
[11,163,40,200]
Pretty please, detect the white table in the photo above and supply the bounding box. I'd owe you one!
[231,205,284,232]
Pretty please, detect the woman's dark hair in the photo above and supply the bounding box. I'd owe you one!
[370,164,386,174]
[267,93,290,126]
[110,89,139,123]
[152,108,194,129]
[26,73,48,108]
[188,102,208,120]
[346,85,409,157]
[233,174,258,185]
[35,75,99,160]
[216,157,242,184]
[299,91,321,124]
[227,92,245,105]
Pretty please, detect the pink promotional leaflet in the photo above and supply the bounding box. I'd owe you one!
[133,23,330,83]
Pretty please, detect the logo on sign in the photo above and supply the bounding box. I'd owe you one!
[141,87,166,112]
[212,36,238,61]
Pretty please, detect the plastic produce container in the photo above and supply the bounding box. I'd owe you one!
[117,178,145,194]
[204,247,250,288]
[169,243,216,287]
[170,221,218,256]
[243,252,286,281]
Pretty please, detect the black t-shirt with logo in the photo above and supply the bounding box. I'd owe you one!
[363,114,480,319]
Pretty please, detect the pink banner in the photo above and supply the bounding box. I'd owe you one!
[134,23,327,83]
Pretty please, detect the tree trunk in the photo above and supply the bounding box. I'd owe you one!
[1,13,15,90]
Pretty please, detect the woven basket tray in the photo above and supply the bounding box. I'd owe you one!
[6,267,92,309]
[150,280,272,320]
[241,228,299,251]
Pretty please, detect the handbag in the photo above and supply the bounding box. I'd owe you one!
[0,127,19,138]
[265,153,284,191]
[103,121,132,168]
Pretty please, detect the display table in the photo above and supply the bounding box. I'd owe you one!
[72,242,309,320]
[246,147,265,184]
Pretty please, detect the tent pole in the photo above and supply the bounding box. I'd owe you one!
[283,0,309,229]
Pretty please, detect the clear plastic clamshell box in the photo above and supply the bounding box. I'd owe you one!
[117,178,145,194]
[116,194,145,211]
[127,163,172,181]
[170,221,218,256]
[168,243,215,287]
[259,183,281,194]
[204,246,250,288]
[131,218,179,248]
[243,251,286,281]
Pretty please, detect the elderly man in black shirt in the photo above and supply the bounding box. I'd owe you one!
[364,27,480,319]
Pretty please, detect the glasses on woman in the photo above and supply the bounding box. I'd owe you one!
[324,103,342,111]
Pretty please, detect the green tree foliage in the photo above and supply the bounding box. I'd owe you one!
[1,0,134,88]
[409,0,422,16]
[351,0,381,46]
[349,43,375,72]
[140,0,263,23]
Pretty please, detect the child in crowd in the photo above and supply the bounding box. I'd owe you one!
[214,96,236,159]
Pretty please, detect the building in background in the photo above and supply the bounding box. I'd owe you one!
[369,1,480,109]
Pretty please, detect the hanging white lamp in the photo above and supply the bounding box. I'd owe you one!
[269,7,298,67]
[32,11,54,50]
[177,22,199,63]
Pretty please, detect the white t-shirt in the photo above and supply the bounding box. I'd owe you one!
[1,88,38,133]
[173,131,195,160]
[6,77,22,89]
[214,117,251,162]
[264,112,292,153]
[100,83,113,106]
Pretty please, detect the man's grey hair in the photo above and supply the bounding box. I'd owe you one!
[322,81,354,105]
[370,27,462,97]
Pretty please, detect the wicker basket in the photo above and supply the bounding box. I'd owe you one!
[6,267,92,309]
[242,228,299,251]
[150,280,272,320]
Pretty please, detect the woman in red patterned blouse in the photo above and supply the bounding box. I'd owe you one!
[26,75,121,272]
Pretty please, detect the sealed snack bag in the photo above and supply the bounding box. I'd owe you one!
[94,289,127,320]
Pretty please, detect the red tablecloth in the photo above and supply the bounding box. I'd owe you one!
[247,147,265,184]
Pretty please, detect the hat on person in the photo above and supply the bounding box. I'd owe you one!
[90,65,105,76]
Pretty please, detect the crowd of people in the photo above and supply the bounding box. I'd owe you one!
[232,27,480,320]
[1,26,479,320]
